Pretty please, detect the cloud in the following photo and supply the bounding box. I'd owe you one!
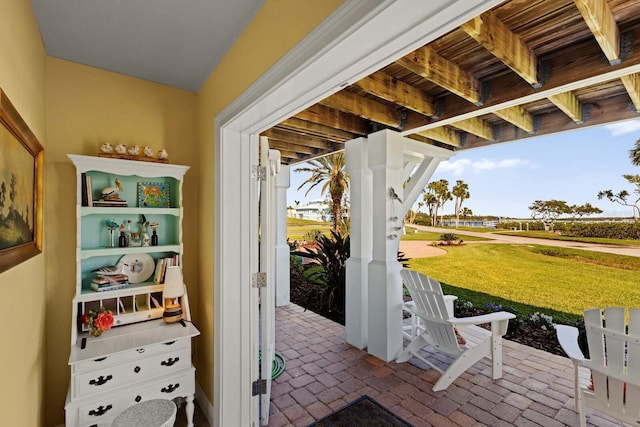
[604,120,640,136]
[437,158,530,175]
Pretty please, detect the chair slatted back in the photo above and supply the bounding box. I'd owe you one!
[401,269,461,355]
[583,307,640,420]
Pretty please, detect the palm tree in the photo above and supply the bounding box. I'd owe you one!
[631,139,640,167]
[295,153,349,232]
[452,180,470,228]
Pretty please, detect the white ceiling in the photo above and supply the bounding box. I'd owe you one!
[30,0,266,91]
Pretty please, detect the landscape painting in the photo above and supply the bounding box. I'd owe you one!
[0,89,44,273]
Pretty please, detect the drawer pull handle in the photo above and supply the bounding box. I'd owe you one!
[88,404,112,416]
[164,340,176,345]
[89,375,113,386]
[135,395,142,403]
[134,366,141,373]
[136,348,145,353]
[93,357,107,362]
[161,383,180,393]
[161,357,180,367]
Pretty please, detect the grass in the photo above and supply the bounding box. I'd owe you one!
[408,244,640,324]
[287,218,332,241]
[402,227,491,242]
[495,230,640,247]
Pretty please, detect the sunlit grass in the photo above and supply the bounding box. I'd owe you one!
[408,244,640,323]
[287,218,332,241]
[402,227,491,242]
[495,230,640,247]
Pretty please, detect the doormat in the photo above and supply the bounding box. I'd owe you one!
[307,395,414,427]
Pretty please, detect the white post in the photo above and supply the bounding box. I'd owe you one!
[275,164,291,306]
[345,138,372,349]
[367,130,405,362]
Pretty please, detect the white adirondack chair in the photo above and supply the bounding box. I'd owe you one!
[557,307,640,427]
[397,269,515,391]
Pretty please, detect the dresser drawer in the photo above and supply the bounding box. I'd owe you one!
[73,347,191,399]
[71,367,195,426]
[73,338,189,374]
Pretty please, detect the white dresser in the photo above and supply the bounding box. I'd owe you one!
[65,155,200,426]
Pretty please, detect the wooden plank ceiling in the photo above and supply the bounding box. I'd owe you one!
[262,0,640,165]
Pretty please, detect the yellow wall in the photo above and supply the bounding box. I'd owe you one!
[0,0,47,426]
[1,0,342,424]
[195,0,343,402]
[44,58,198,425]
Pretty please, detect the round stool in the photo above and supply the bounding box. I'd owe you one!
[111,399,177,427]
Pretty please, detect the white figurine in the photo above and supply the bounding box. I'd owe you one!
[115,143,127,154]
[143,145,154,157]
[127,144,140,156]
[157,148,168,160]
[101,179,123,200]
[99,142,113,153]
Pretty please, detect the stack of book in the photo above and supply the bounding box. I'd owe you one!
[92,199,128,207]
[91,274,130,292]
[154,255,181,284]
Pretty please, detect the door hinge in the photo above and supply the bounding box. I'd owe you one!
[252,379,267,396]
[252,272,267,288]
[252,165,267,181]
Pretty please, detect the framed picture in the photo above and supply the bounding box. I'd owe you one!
[0,88,44,273]
[138,182,170,208]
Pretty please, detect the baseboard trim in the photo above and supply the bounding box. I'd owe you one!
[195,381,214,427]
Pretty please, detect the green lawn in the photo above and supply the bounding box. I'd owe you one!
[495,230,640,247]
[402,227,491,242]
[408,244,640,324]
[287,218,331,241]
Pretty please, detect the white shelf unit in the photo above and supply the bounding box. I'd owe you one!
[66,155,199,427]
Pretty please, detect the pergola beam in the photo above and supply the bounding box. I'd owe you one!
[461,10,539,87]
[494,106,535,133]
[449,116,494,140]
[573,0,620,64]
[352,71,437,117]
[621,73,640,111]
[295,104,369,136]
[278,117,357,143]
[396,46,483,105]
[548,91,584,123]
[416,126,461,147]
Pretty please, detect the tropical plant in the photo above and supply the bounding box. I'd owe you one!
[452,180,470,228]
[427,179,452,225]
[569,202,603,220]
[598,174,640,221]
[630,138,640,167]
[295,153,349,232]
[422,191,438,226]
[528,199,572,231]
[440,232,458,245]
[291,230,350,313]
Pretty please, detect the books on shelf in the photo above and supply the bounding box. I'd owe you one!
[81,173,93,207]
[92,199,128,207]
[91,282,130,292]
[91,274,129,292]
[153,255,181,284]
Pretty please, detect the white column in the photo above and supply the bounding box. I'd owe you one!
[367,130,405,362]
[275,164,291,306]
[345,138,372,349]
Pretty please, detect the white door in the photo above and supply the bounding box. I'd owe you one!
[258,136,279,425]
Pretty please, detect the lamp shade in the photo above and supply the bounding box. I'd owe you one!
[163,266,185,299]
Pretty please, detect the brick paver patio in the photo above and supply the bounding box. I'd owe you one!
[267,304,622,427]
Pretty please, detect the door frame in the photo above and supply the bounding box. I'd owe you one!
[213,1,503,425]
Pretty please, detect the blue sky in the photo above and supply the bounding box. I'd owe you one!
[287,119,640,219]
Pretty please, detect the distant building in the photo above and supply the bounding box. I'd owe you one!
[290,199,330,222]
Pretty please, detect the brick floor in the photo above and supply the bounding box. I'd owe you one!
[267,304,624,427]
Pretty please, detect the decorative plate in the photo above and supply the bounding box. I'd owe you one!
[117,253,155,283]
[138,182,170,208]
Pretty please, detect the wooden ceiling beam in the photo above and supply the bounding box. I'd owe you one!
[278,117,356,143]
[461,10,539,87]
[262,127,340,151]
[573,0,620,64]
[449,117,494,140]
[415,126,461,147]
[548,91,584,123]
[352,70,437,117]
[319,90,403,129]
[621,73,640,111]
[295,104,369,135]
[494,106,535,133]
[396,46,483,105]
[402,35,640,135]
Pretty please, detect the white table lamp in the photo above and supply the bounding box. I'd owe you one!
[163,266,184,324]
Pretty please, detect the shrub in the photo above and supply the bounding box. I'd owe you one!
[440,233,458,245]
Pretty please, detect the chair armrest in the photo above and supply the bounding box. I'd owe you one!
[449,311,515,325]
[556,324,586,362]
[444,295,457,317]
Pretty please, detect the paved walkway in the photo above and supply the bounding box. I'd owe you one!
[400,225,640,258]
[267,304,622,427]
